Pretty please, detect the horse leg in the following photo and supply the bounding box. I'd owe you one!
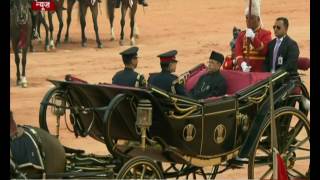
[129,2,137,45]
[79,4,88,47]
[119,3,128,46]
[48,12,55,49]
[107,0,116,41]
[64,0,76,43]
[13,46,21,86]
[37,15,42,43]
[21,48,28,88]
[91,4,103,48]
[55,8,64,47]
[40,13,50,51]
[133,23,139,39]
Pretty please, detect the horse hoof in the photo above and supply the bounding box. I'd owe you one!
[16,80,22,86]
[55,41,61,48]
[45,46,50,51]
[130,39,136,46]
[119,40,125,46]
[50,41,55,49]
[21,82,28,88]
[64,38,69,43]
[21,77,28,88]
[97,44,103,48]
[110,37,116,41]
[82,42,87,47]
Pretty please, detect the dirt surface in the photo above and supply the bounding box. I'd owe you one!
[10,0,310,178]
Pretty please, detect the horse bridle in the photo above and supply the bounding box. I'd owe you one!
[12,1,30,25]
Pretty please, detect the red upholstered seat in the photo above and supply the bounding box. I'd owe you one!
[220,70,271,95]
[185,68,271,99]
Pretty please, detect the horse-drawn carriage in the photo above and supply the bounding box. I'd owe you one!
[35,62,310,179]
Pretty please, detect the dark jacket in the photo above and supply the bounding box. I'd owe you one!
[148,70,186,96]
[264,35,300,74]
[112,67,146,88]
[190,71,227,100]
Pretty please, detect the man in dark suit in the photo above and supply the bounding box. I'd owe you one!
[148,50,186,96]
[264,17,300,75]
[190,51,227,100]
[112,46,146,88]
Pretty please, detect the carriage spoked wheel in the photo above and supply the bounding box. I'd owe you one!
[158,163,219,179]
[39,87,73,140]
[248,107,310,179]
[116,156,164,179]
[103,93,137,160]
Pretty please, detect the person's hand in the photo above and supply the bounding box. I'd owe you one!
[245,28,255,40]
[232,59,237,65]
[241,62,251,72]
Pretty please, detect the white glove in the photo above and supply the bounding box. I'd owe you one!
[232,59,237,65]
[246,28,255,40]
[241,62,251,72]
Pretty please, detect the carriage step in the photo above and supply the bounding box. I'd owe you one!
[45,171,114,179]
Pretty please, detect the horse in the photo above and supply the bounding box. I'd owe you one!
[106,0,139,45]
[10,111,66,179]
[10,0,32,88]
[64,0,103,48]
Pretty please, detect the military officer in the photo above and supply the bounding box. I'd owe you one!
[148,50,186,96]
[112,46,146,88]
[234,0,272,72]
[190,51,227,99]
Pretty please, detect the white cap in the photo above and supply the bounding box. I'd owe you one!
[244,0,261,17]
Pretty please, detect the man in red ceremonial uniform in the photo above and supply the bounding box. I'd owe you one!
[235,0,272,72]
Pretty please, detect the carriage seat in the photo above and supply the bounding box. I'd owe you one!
[185,69,271,100]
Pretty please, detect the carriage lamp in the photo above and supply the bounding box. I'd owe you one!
[136,99,152,150]
[52,94,66,117]
[52,94,66,138]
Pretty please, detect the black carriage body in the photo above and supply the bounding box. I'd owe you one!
[45,67,300,166]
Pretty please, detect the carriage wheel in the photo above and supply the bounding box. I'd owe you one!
[159,163,219,179]
[297,82,309,116]
[103,93,133,159]
[39,87,73,138]
[248,107,310,179]
[116,156,164,179]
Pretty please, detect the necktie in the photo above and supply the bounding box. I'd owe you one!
[271,38,282,73]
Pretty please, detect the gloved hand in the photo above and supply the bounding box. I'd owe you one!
[232,59,237,65]
[245,28,255,40]
[241,62,251,72]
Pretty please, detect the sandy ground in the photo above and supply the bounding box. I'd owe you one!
[10,0,310,178]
